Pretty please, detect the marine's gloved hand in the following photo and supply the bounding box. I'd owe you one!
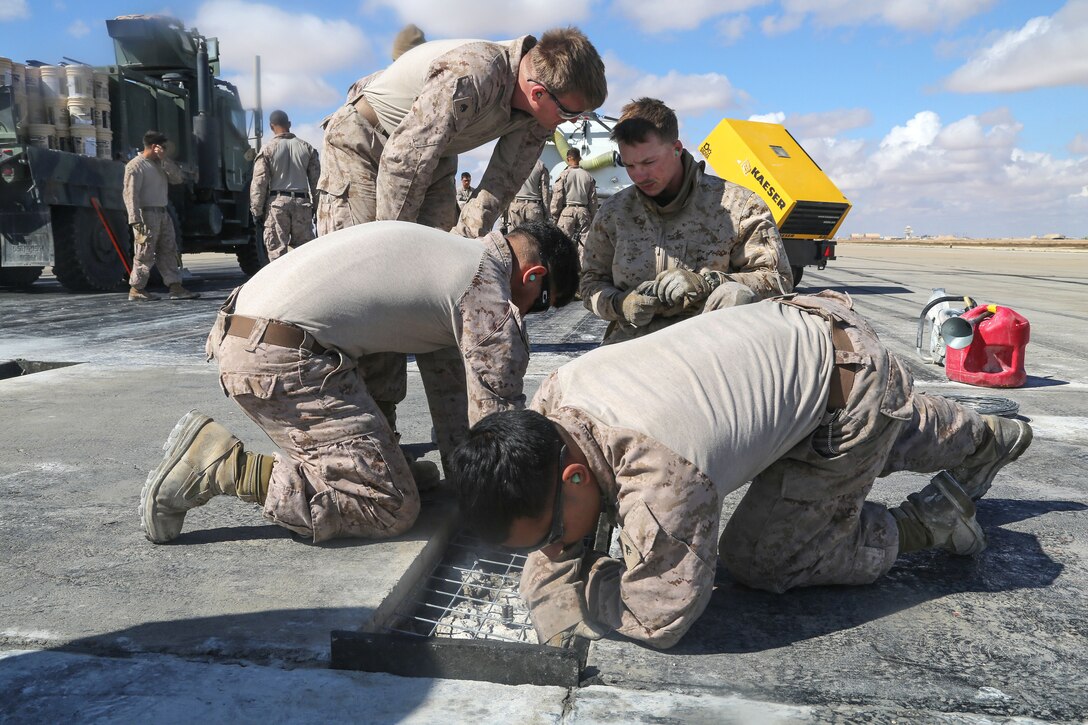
[615,289,660,327]
[653,268,715,307]
[704,280,758,311]
[130,222,148,238]
[634,279,658,297]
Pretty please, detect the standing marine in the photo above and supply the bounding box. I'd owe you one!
[249,110,320,261]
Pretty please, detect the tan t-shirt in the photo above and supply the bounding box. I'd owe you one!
[234,220,531,420]
[555,300,833,497]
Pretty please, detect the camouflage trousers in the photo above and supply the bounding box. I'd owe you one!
[316,102,458,236]
[507,198,548,228]
[263,195,315,260]
[206,294,420,543]
[556,206,592,248]
[719,291,986,593]
[315,102,469,461]
[129,207,181,288]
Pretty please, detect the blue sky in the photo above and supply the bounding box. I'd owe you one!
[3,0,1087,238]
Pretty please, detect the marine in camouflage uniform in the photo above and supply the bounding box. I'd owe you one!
[249,110,320,261]
[123,130,198,300]
[316,29,604,238]
[314,28,606,459]
[550,150,597,251]
[140,221,579,545]
[506,159,551,227]
[451,291,1033,648]
[456,173,475,210]
[581,98,791,344]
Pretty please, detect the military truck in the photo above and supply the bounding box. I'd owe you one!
[0,15,264,291]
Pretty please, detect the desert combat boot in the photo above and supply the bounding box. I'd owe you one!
[128,286,159,301]
[890,472,987,556]
[168,283,201,300]
[949,415,1032,501]
[140,410,272,543]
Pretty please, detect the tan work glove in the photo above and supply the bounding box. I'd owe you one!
[615,288,660,327]
[131,221,148,238]
[654,268,716,307]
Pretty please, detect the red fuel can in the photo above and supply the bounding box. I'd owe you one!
[945,305,1030,388]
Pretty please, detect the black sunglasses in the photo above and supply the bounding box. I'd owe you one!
[504,444,567,555]
[527,78,584,120]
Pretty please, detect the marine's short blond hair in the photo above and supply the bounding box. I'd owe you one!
[611,98,679,145]
[528,27,607,109]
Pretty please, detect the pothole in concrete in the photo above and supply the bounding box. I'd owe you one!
[0,359,81,380]
[386,532,537,643]
[331,531,590,687]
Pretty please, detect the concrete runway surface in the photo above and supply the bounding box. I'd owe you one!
[0,243,1085,723]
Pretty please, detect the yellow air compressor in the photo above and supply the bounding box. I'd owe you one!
[698,118,851,285]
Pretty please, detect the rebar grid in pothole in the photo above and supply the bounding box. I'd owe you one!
[386,531,538,644]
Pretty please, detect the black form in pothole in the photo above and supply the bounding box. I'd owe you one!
[331,531,590,687]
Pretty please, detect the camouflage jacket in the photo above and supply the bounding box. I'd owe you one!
[519,375,720,650]
[580,150,792,342]
[327,37,553,237]
[550,166,598,218]
[456,184,475,209]
[250,132,320,217]
[123,155,184,224]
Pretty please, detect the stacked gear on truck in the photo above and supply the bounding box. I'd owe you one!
[0,15,264,291]
[698,118,850,285]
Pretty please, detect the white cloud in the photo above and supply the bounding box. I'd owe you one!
[798,108,1088,238]
[192,1,370,110]
[612,0,768,33]
[944,1,1088,92]
[763,0,995,35]
[363,0,593,37]
[750,108,872,138]
[748,111,786,124]
[604,55,744,117]
[289,120,325,152]
[223,72,341,112]
[1070,134,1088,155]
[717,15,753,45]
[0,0,28,21]
[67,19,89,37]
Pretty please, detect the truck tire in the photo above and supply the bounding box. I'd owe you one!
[51,206,130,292]
[791,265,804,287]
[236,232,268,277]
[0,266,44,288]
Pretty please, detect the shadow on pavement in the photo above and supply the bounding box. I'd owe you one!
[676,498,1079,656]
[170,524,295,545]
[806,284,914,296]
[1021,375,1069,388]
[0,608,436,723]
